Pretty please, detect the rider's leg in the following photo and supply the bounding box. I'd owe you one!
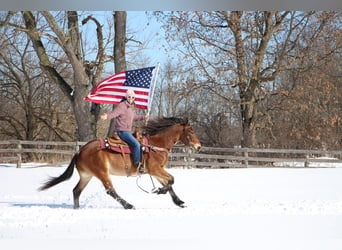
[117,131,141,167]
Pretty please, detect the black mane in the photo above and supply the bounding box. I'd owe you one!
[143,117,188,136]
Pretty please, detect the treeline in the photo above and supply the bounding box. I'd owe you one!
[0,11,341,150]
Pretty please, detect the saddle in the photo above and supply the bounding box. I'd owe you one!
[99,131,150,154]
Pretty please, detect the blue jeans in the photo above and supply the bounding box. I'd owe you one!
[117,131,141,166]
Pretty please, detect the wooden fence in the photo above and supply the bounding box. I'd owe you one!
[1,140,342,168]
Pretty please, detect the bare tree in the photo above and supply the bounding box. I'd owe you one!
[156,11,339,147]
[0,24,74,141]
[1,11,152,141]
[265,15,342,149]
[18,11,94,141]
[18,11,113,141]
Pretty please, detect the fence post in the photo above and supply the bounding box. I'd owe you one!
[304,154,309,167]
[16,140,22,168]
[186,147,193,169]
[75,141,81,153]
[243,148,249,167]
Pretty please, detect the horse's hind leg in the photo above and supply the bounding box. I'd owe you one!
[73,173,92,209]
[101,176,134,209]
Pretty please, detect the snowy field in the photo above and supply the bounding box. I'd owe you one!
[1,163,342,250]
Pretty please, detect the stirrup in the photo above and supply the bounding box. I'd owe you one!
[136,162,144,174]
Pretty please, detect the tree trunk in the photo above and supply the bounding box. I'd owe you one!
[228,12,257,147]
[108,11,127,136]
[113,11,127,73]
[81,14,107,134]
[22,11,96,141]
[65,11,95,141]
[240,87,258,148]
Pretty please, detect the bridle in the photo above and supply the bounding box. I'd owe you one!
[181,126,196,148]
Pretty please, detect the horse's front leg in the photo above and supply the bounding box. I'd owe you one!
[167,186,185,208]
[150,168,185,208]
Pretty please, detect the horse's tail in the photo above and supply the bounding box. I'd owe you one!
[38,153,79,191]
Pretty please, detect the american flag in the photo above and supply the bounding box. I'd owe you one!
[84,66,156,109]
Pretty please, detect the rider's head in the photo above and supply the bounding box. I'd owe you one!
[126,90,136,104]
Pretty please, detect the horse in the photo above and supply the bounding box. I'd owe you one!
[39,117,201,209]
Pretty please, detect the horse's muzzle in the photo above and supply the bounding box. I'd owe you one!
[191,143,201,152]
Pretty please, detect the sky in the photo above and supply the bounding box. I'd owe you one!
[127,11,169,66]
[79,11,170,73]
[1,0,341,11]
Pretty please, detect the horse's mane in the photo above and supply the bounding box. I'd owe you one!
[142,117,188,136]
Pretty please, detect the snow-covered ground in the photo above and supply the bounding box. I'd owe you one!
[1,163,342,249]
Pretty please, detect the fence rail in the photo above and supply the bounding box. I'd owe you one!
[1,140,342,168]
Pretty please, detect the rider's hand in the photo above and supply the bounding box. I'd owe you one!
[100,113,108,120]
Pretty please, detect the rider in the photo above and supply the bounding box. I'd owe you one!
[100,89,148,172]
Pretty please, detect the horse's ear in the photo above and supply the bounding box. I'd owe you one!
[184,117,189,126]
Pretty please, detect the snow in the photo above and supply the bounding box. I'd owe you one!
[1,163,342,249]
[273,157,342,168]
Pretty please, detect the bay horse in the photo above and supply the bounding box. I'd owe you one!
[39,117,201,209]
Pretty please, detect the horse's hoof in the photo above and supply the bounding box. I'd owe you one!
[177,201,186,208]
[174,199,185,208]
[124,204,135,209]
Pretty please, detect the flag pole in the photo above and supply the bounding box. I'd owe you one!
[146,63,160,121]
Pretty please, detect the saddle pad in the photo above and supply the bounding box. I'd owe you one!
[99,136,150,154]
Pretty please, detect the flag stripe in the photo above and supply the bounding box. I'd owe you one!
[93,87,150,95]
[84,67,155,109]
[84,96,148,109]
[88,93,149,103]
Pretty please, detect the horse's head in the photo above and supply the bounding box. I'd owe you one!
[144,117,201,152]
[179,119,201,152]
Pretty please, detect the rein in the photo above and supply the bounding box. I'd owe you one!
[141,143,169,153]
[136,175,158,194]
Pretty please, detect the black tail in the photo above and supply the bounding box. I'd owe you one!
[38,153,79,191]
